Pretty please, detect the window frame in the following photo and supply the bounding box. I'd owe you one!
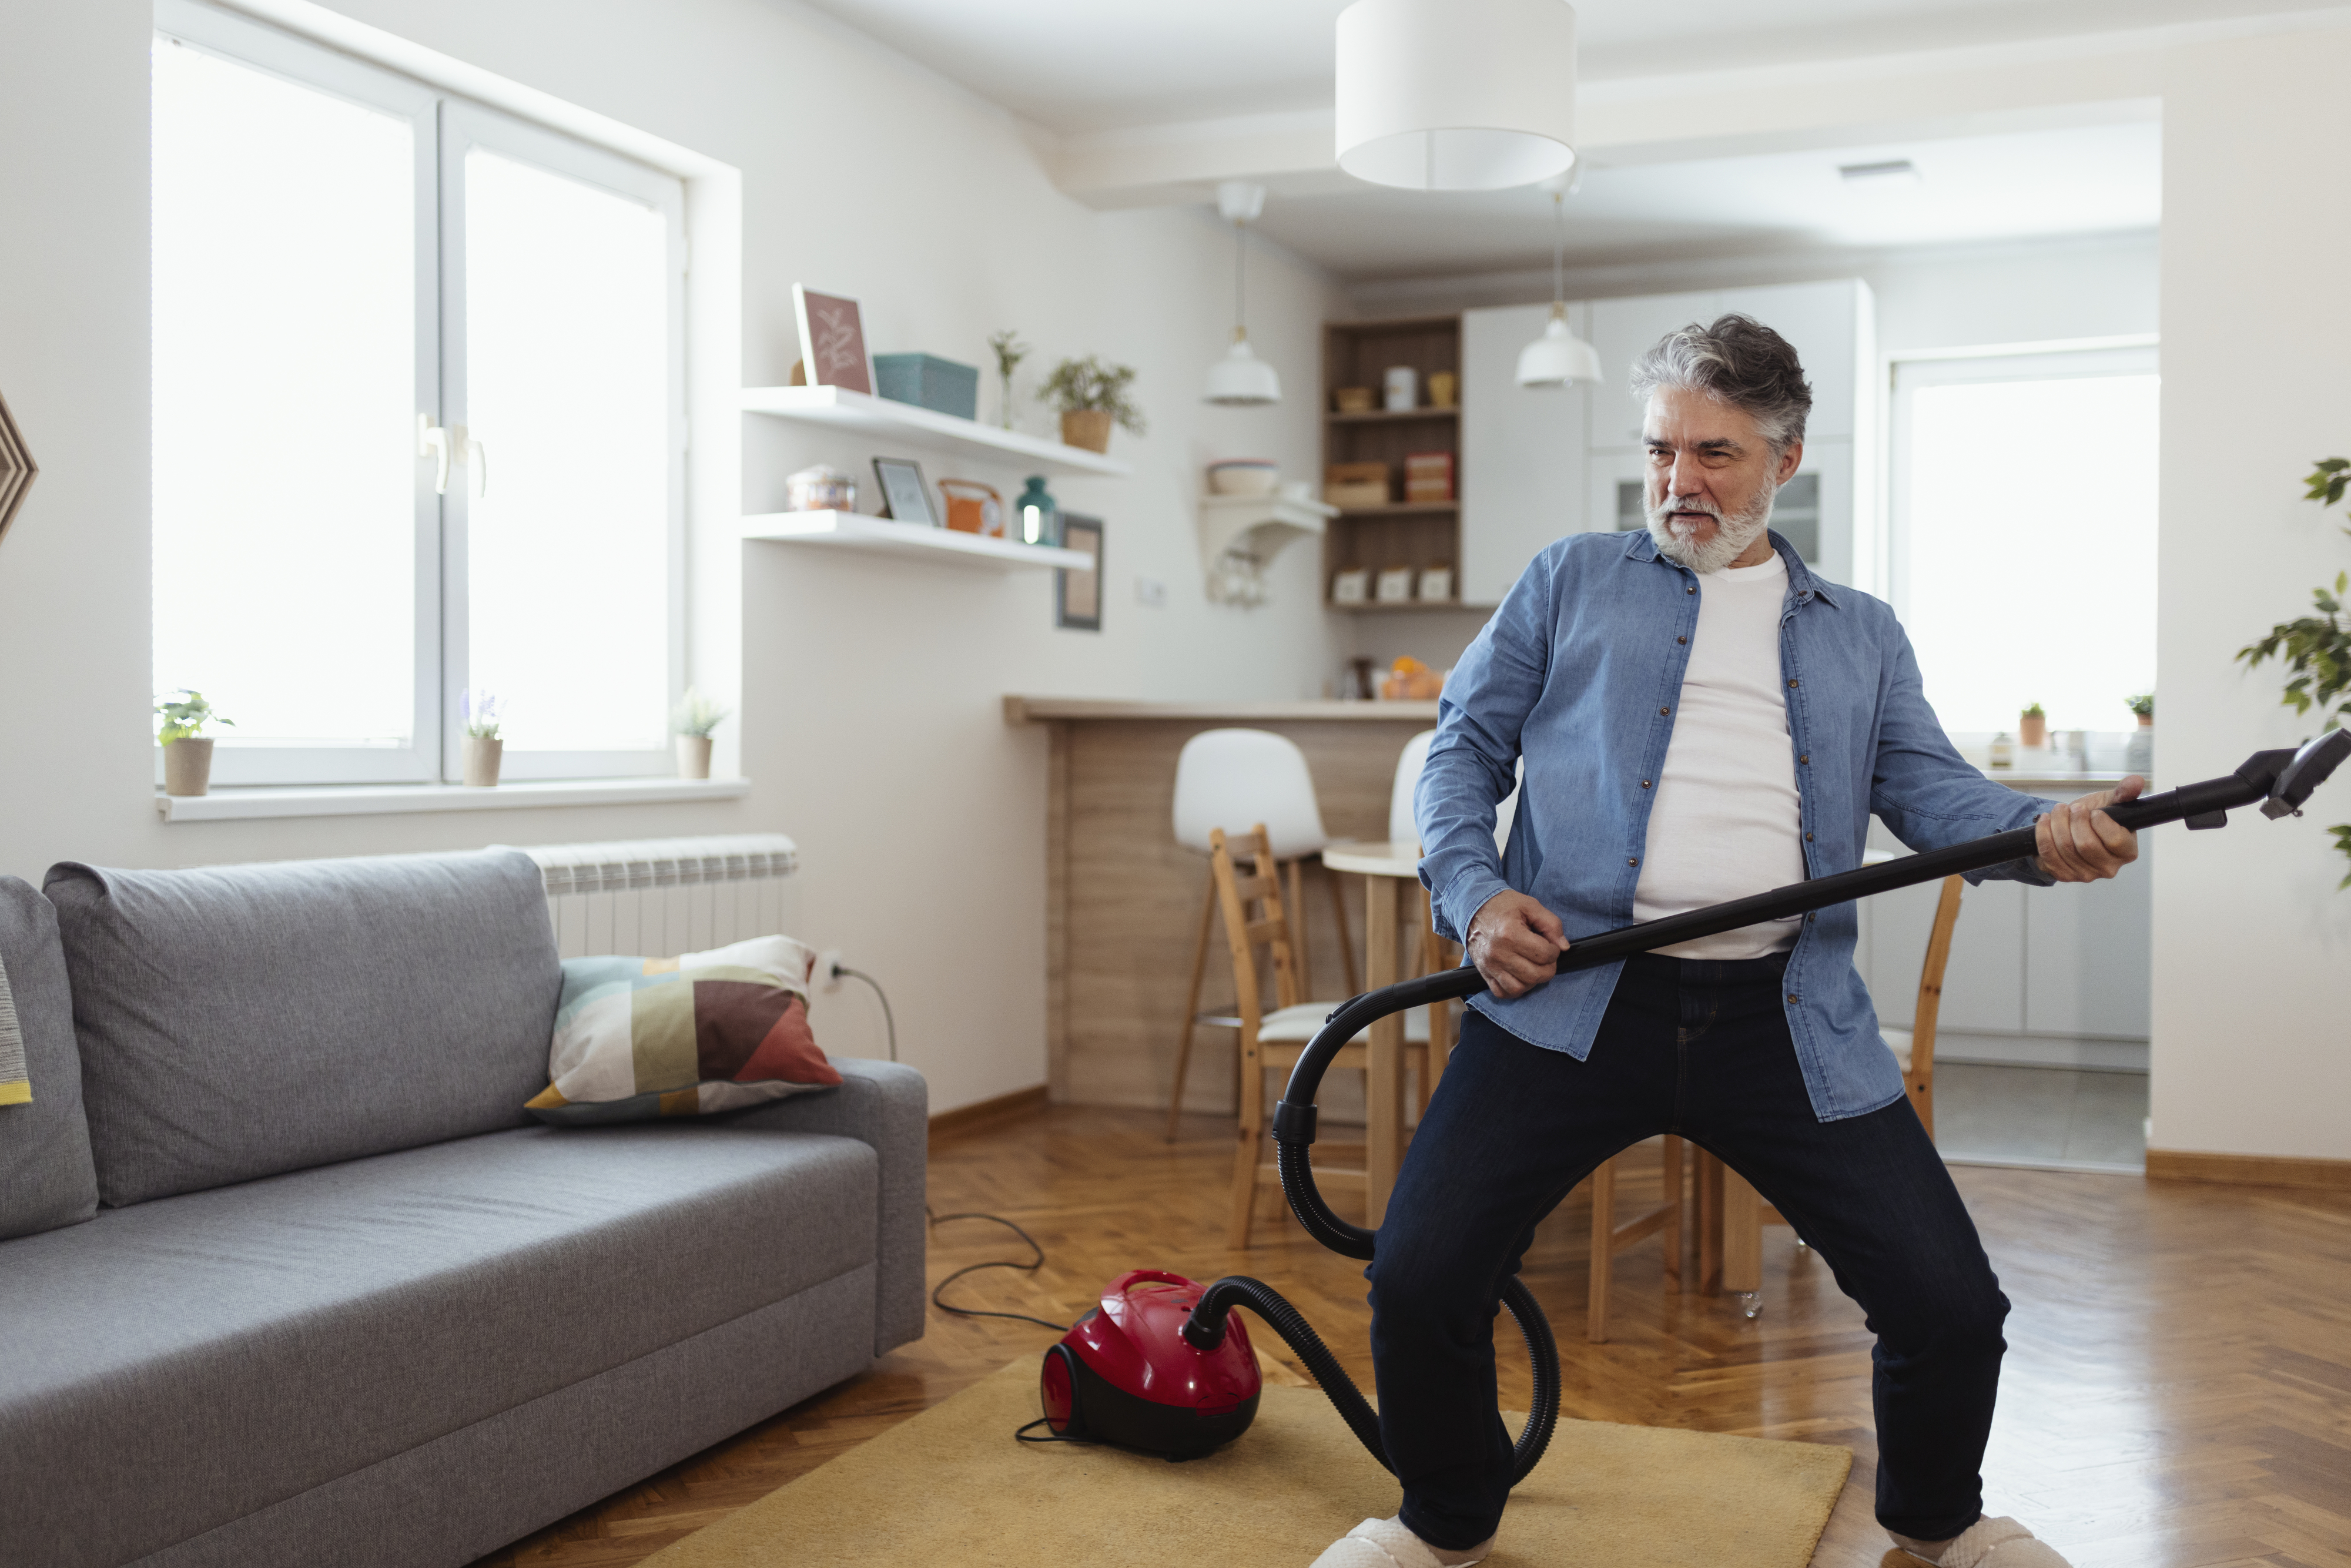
[151,0,688,787]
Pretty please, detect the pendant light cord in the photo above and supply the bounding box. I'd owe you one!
[1234,217,1248,339]
[1550,190,1565,309]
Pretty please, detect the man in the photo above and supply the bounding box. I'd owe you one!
[1309,317,2132,1568]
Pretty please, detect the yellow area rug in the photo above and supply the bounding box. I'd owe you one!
[644,1358,1851,1566]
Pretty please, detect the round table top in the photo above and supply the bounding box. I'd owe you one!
[1321,839,1422,877]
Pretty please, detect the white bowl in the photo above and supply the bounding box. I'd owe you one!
[1207,463,1280,497]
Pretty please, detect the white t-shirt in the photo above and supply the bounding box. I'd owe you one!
[1632,550,1807,959]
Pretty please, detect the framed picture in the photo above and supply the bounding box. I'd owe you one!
[1056,513,1103,632]
[871,457,935,525]
[792,284,873,395]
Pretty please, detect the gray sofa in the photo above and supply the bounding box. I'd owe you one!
[0,848,926,1568]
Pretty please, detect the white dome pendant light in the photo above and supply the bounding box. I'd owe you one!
[1336,0,1578,192]
[1204,181,1281,406]
[1516,182,1602,387]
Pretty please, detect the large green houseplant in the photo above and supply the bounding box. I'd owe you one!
[2236,458,2351,886]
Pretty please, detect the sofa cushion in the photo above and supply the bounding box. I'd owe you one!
[0,877,99,1239]
[45,848,561,1205]
[0,1123,880,1568]
[530,934,842,1125]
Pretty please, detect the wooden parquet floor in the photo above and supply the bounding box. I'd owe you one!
[474,1106,2351,1568]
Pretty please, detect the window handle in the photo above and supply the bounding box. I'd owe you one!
[416,415,478,497]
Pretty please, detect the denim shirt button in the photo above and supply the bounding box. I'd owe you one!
[1786,993,1800,1004]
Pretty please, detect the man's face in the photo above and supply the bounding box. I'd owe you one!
[1642,386,1803,572]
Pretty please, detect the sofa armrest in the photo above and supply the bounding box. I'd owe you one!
[725,1058,927,1355]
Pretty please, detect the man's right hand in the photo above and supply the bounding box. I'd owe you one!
[1465,889,1569,999]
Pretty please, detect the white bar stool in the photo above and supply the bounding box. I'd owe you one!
[1166,729,1357,1140]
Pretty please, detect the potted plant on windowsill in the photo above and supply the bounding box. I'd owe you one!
[1039,356,1145,454]
[672,686,729,780]
[462,692,502,788]
[155,689,232,797]
[2018,702,2047,749]
[2125,692,2154,775]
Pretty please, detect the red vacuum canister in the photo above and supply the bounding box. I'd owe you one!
[1040,1269,1261,1458]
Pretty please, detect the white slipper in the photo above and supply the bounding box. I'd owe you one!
[1308,1516,1493,1568]
[1896,1515,2073,1568]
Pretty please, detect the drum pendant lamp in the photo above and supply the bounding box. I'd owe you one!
[1335,0,1579,192]
[1516,185,1602,387]
[1203,181,1281,406]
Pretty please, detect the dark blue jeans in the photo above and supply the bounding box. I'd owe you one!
[1368,952,2008,1550]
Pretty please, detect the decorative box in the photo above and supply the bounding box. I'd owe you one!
[1325,460,1391,509]
[1403,450,1455,503]
[874,353,980,421]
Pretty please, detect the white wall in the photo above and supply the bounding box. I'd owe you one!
[2151,28,2351,1164]
[0,0,1345,1115]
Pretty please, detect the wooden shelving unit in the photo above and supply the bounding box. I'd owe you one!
[1321,314,1462,614]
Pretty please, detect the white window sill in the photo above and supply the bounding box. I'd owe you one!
[157,776,751,823]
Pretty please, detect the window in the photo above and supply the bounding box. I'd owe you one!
[1887,344,2158,736]
[152,1,685,786]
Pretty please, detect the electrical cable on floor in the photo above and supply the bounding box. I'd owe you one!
[837,965,897,1062]
[927,1210,1071,1332]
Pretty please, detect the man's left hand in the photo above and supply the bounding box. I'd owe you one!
[2034,775,2145,882]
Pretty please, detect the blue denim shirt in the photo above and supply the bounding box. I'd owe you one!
[1415,528,2057,1122]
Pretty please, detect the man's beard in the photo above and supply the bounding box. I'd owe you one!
[1646,480,1777,574]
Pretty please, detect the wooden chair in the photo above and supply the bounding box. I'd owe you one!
[1703,873,1966,1304]
[1215,824,1426,1248]
[1380,856,1683,1341]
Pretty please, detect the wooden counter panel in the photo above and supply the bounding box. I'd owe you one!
[1049,715,1435,1112]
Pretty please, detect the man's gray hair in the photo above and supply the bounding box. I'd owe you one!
[1628,314,1813,454]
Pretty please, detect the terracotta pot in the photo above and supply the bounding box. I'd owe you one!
[162,738,214,797]
[676,734,714,780]
[2018,713,2047,748]
[2136,713,2154,728]
[1060,409,1113,453]
[463,735,503,788]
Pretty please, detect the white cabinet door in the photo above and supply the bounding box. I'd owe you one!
[1588,289,1719,452]
[1588,438,1852,585]
[1461,303,1591,607]
[1716,281,1866,442]
[2024,840,2154,1038]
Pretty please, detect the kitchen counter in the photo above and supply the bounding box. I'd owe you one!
[1008,695,1440,1114]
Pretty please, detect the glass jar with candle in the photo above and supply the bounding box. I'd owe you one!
[1016,475,1060,546]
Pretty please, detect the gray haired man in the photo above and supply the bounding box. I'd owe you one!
[1308,318,2137,1568]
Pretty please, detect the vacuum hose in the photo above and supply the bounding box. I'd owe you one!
[1179,735,2347,1485]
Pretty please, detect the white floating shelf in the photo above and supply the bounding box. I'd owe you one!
[744,510,1094,571]
[741,385,1133,477]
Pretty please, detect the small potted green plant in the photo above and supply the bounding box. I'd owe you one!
[155,689,232,797]
[671,686,729,779]
[2125,693,2154,775]
[987,329,1029,432]
[1039,356,1144,453]
[461,691,502,788]
[2018,701,2047,748]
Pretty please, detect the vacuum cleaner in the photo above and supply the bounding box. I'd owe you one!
[1037,733,2350,1476]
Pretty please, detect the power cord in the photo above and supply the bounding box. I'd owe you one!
[834,964,897,1062]
[926,1209,1071,1332]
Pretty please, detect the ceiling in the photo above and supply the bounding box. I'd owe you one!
[1251,120,2162,279]
[781,0,2234,279]
[789,0,2329,135]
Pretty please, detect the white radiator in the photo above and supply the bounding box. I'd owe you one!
[511,834,800,959]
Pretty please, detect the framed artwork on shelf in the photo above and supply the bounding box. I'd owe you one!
[792,284,874,394]
[1056,513,1103,631]
[871,457,936,525]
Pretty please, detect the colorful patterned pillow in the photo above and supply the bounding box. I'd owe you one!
[525,933,842,1125]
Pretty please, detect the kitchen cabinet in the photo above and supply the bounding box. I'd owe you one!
[1583,436,1855,586]
[1860,806,2152,1067]
[1588,280,1870,451]
[1459,303,1592,606]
